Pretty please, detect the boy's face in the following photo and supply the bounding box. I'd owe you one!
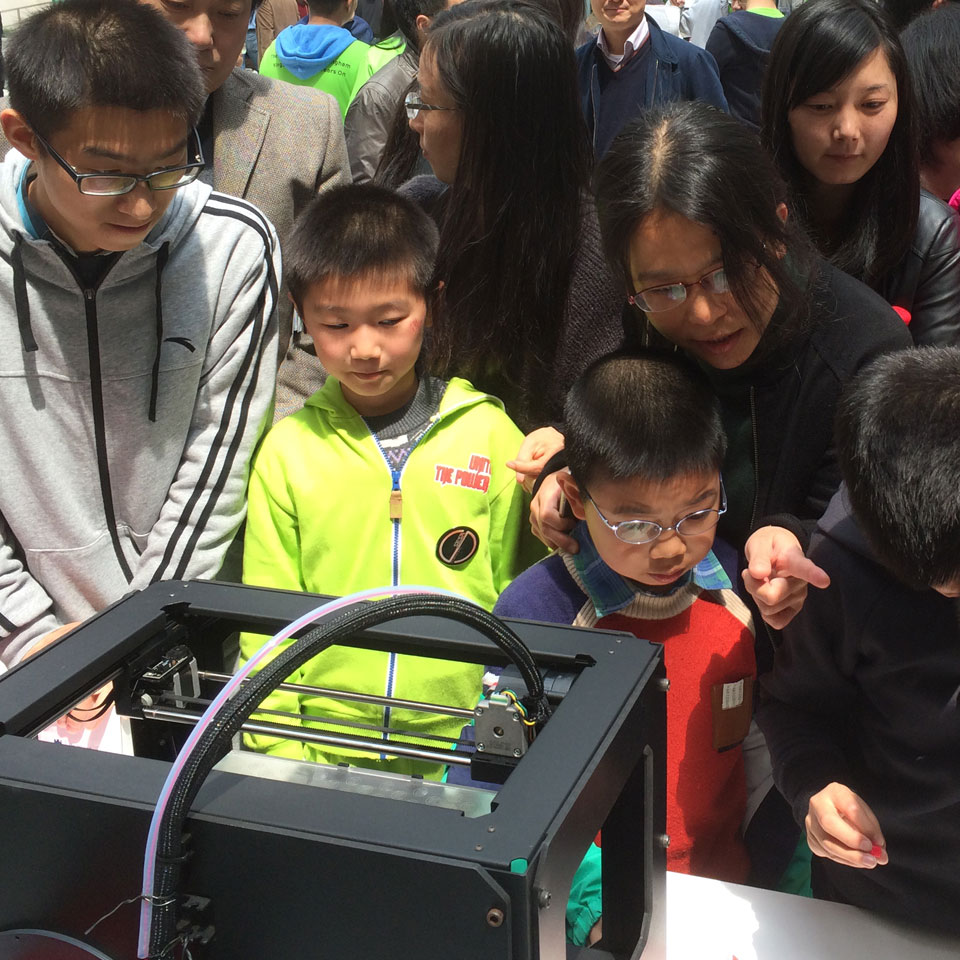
[21,106,190,254]
[558,469,721,593]
[299,272,427,417]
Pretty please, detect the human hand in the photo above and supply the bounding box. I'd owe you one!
[742,526,830,629]
[806,782,888,868]
[507,427,565,493]
[23,620,82,659]
[530,470,578,553]
[669,0,686,7]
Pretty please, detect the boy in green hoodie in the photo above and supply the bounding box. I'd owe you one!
[240,183,544,778]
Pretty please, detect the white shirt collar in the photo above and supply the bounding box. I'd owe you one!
[596,16,650,70]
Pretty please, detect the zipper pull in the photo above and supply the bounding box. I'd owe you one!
[389,471,402,521]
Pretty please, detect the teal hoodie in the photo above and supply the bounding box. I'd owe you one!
[260,23,370,116]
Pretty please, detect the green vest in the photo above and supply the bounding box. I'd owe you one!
[260,36,371,117]
[363,33,406,78]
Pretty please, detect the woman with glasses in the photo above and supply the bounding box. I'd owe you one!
[530,101,912,652]
[398,0,630,432]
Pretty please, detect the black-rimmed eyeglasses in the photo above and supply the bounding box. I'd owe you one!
[404,90,457,121]
[584,477,728,545]
[34,127,205,197]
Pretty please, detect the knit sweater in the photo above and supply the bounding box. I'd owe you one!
[495,534,757,882]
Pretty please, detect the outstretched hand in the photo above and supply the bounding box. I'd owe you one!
[806,782,888,869]
[742,526,830,629]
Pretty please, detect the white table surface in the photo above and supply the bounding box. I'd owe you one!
[664,871,960,960]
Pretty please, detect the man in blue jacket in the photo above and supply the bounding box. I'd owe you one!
[577,0,728,157]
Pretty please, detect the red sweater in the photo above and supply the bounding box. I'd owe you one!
[598,590,755,882]
[497,552,756,883]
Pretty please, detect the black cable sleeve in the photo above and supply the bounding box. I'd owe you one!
[148,593,548,954]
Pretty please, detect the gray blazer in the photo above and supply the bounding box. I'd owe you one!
[206,69,349,347]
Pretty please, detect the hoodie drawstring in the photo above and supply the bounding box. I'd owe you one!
[149,241,170,423]
[13,233,37,353]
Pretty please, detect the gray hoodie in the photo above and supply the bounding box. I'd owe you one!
[0,151,280,666]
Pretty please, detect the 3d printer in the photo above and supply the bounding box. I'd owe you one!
[0,580,666,960]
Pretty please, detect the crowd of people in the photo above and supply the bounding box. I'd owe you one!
[0,0,958,949]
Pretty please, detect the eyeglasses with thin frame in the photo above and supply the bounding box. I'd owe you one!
[629,265,730,313]
[404,89,457,121]
[33,127,205,197]
[584,476,727,545]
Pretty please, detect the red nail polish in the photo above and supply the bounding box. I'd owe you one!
[870,844,883,859]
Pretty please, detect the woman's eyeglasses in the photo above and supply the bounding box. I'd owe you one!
[404,89,457,121]
[629,265,730,313]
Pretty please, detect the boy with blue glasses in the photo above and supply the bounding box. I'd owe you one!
[496,352,769,943]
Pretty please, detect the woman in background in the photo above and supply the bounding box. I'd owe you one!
[761,0,960,344]
[400,0,630,431]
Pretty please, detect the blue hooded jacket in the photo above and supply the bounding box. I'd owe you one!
[274,22,357,77]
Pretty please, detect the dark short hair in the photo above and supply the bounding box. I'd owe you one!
[307,0,350,18]
[761,0,918,288]
[565,352,727,491]
[836,347,960,588]
[902,4,960,167]
[595,101,813,358]
[7,0,205,140]
[286,183,440,309]
[392,0,449,48]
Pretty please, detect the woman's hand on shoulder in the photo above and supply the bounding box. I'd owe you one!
[529,470,578,553]
[742,526,830,630]
[507,426,566,493]
[806,782,888,869]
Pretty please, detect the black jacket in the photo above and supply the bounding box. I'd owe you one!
[705,11,784,131]
[536,258,912,666]
[877,190,960,346]
[665,259,912,550]
[758,488,960,935]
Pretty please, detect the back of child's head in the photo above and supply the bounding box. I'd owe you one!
[564,352,727,491]
[286,184,440,311]
[6,0,205,140]
[836,347,960,589]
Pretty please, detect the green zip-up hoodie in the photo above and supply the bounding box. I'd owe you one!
[240,375,545,777]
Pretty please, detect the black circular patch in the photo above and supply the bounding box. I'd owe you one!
[436,526,480,566]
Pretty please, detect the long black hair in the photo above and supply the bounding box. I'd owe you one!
[761,0,918,289]
[421,0,592,428]
[595,101,813,358]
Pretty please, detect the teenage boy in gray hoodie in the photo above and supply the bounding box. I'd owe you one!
[0,0,279,669]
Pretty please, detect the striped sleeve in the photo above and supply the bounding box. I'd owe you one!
[129,194,281,590]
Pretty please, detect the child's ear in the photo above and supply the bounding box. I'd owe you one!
[556,470,588,521]
[1,110,42,161]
